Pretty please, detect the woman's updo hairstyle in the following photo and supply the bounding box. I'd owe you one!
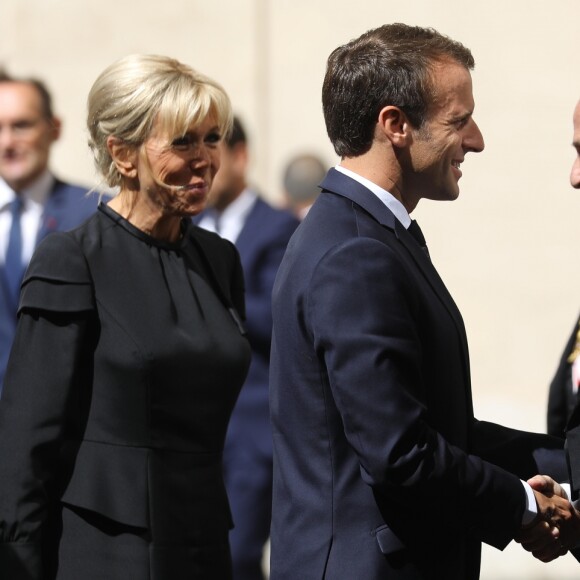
[87,54,232,188]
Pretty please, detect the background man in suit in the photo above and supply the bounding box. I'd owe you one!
[518,98,580,563]
[547,108,580,437]
[269,23,576,580]
[282,153,327,220]
[0,72,96,394]
[194,116,299,580]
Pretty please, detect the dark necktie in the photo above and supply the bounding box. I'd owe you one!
[3,196,25,306]
[407,219,430,258]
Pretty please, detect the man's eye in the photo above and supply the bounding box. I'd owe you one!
[13,121,36,132]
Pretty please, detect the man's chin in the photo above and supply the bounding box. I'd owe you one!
[423,187,460,203]
[0,166,22,180]
[0,167,36,190]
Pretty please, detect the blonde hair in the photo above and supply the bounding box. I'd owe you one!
[87,54,232,188]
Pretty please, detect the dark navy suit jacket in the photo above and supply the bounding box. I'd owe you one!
[0,178,96,392]
[269,169,567,580]
[195,196,299,434]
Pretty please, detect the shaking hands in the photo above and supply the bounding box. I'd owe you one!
[515,475,580,562]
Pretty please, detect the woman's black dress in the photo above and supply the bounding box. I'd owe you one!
[0,203,251,579]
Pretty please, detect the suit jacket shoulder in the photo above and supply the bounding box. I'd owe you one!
[235,195,299,252]
[38,178,98,240]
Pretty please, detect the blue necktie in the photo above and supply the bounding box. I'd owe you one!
[4,196,25,307]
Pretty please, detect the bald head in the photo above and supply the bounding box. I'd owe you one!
[283,154,327,217]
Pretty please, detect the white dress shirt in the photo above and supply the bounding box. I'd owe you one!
[334,165,411,228]
[197,188,257,244]
[0,170,54,266]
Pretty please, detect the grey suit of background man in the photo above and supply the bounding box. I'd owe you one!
[0,72,96,394]
[269,23,575,580]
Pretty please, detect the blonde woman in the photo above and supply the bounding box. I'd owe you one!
[0,55,250,580]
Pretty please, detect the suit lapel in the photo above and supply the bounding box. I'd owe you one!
[322,169,472,389]
[234,197,261,251]
[320,169,398,231]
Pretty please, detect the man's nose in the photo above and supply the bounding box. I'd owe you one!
[464,119,484,153]
[0,127,17,150]
[570,156,580,189]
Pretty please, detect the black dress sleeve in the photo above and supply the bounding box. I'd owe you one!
[0,232,95,579]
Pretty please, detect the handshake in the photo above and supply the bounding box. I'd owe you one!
[516,475,580,562]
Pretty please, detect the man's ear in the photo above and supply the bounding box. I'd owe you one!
[377,106,411,148]
[48,116,62,142]
[107,136,138,178]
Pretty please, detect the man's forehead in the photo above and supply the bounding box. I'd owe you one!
[0,82,44,113]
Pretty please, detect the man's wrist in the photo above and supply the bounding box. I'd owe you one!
[521,480,538,526]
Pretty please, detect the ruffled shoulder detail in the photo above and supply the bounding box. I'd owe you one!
[18,232,95,314]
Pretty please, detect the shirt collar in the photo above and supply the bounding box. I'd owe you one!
[213,187,256,233]
[334,165,411,228]
[0,170,55,211]
[219,187,256,223]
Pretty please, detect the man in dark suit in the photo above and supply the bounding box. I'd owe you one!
[547,103,580,438]
[194,116,299,580]
[547,98,580,496]
[520,98,580,564]
[269,23,577,580]
[0,72,96,394]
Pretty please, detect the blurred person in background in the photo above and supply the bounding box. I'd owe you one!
[0,54,250,580]
[0,71,95,394]
[194,116,299,580]
[282,153,327,220]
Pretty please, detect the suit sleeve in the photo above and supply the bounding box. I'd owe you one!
[471,419,567,480]
[307,237,525,546]
[243,215,297,359]
[0,232,94,578]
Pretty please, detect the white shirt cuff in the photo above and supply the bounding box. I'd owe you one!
[521,480,537,526]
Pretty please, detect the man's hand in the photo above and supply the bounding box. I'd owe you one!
[515,474,580,562]
[528,474,568,500]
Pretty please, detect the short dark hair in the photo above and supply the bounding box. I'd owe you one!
[0,69,55,119]
[225,115,247,149]
[322,23,474,157]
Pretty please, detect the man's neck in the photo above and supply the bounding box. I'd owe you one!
[212,182,247,213]
[340,153,418,213]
